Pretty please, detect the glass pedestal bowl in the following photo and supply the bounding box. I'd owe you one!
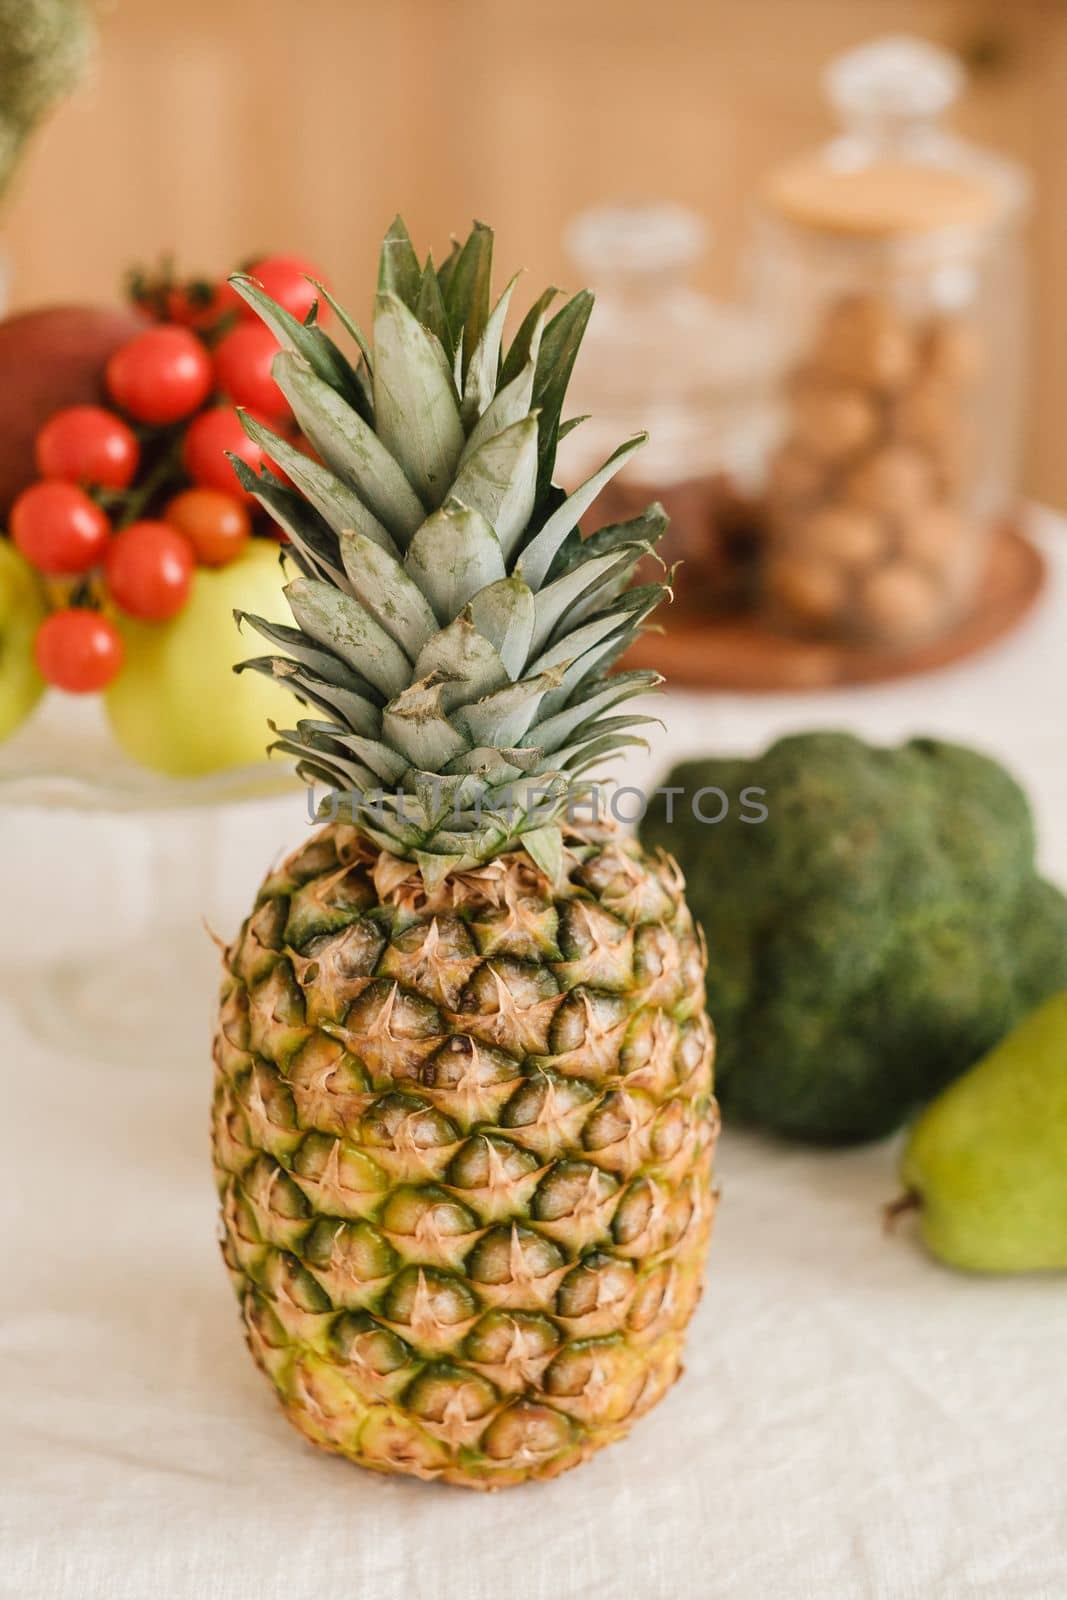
[0,695,304,1067]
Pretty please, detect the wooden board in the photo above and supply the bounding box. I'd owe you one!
[624,526,1047,692]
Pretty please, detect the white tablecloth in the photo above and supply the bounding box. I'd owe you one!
[5,514,1067,1600]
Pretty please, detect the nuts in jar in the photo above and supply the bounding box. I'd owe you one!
[764,292,985,647]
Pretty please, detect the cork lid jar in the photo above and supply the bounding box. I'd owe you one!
[751,36,1031,651]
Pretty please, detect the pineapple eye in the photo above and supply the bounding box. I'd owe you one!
[530,1159,617,1224]
[418,1037,520,1093]
[555,1253,634,1320]
[611,1178,657,1247]
[331,1311,413,1376]
[463,1310,560,1366]
[458,958,559,1015]
[402,1362,498,1425]
[382,1265,479,1329]
[277,834,342,888]
[581,1091,642,1153]
[479,1400,572,1463]
[465,1225,566,1287]
[500,1070,595,1130]
[445,1134,539,1191]
[342,978,442,1040]
[303,1218,398,1284]
[360,1093,460,1153]
[261,1251,333,1315]
[240,1154,310,1223]
[626,1263,673,1332]
[379,1185,479,1240]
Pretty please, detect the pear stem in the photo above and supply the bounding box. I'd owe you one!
[883,1189,921,1235]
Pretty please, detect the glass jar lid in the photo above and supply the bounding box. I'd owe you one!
[763,35,1030,241]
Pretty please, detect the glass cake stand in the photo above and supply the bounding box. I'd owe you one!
[0,694,301,1066]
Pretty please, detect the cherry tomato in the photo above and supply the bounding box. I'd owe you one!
[35,609,124,692]
[213,322,288,418]
[181,405,271,496]
[105,520,194,621]
[242,254,327,324]
[166,279,242,331]
[106,326,214,425]
[35,405,140,490]
[11,481,111,574]
[163,488,251,567]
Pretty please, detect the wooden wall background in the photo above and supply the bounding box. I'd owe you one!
[5,0,1067,505]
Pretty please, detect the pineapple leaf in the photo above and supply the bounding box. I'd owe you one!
[444,221,493,383]
[444,745,541,780]
[373,292,465,508]
[230,274,368,419]
[524,671,660,752]
[382,681,469,769]
[435,238,461,299]
[338,530,438,656]
[520,824,564,885]
[228,456,348,589]
[414,850,469,892]
[529,545,647,658]
[404,503,506,624]
[517,434,647,589]
[455,671,558,748]
[310,281,373,371]
[298,723,408,784]
[500,287,558,387]
[459,331,543,467]
[240,410,400,554]
[413,615,510,710]
[377,215,422,308]
[462,272,519,426]
[415,256,454,363]
[449,414,538,560]
[285,578,413,695]
[274,353,426,541]
[465,575,536,681]
[547,502,669,583]
[237,656,380,736]
[531,290,594,501]
[233,612,382,699]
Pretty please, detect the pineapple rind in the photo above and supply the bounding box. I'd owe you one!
[213,823,718,1489]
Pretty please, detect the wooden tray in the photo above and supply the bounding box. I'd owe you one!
[625,525,1047,692]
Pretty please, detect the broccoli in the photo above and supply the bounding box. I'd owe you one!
[639,732,1067,1143]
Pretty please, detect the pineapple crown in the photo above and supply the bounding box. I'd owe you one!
[231,216,669,886]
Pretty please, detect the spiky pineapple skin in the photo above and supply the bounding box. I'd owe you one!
[212,823,717,1489]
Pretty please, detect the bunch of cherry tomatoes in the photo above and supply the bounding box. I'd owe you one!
[9,253,326,693]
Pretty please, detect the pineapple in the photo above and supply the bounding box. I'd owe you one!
[212,219,719,1488]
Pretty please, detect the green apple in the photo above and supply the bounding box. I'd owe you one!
[0,538,47,742]
[105,540,296,776]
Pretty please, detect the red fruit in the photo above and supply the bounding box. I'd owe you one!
[105,520,194,621]
[35,609,124,693]
[35,405,140,490]
[242,254,327,324]
[0,304,148,519]
[11,481,111,574]
[163,488,251,567]
[106,326,214,425]
[181,405,267,496]
[165,279,242,331]
[213,322,288,418]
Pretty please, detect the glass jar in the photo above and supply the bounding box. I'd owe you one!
[752,36,1030,648]
[559,202,779,611]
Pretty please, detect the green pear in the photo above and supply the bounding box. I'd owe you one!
[899,988,1067,1272]
[105,540,293,777]
[0,538,46,742]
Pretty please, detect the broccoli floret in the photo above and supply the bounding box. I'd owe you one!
[639,732,1067,1143]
